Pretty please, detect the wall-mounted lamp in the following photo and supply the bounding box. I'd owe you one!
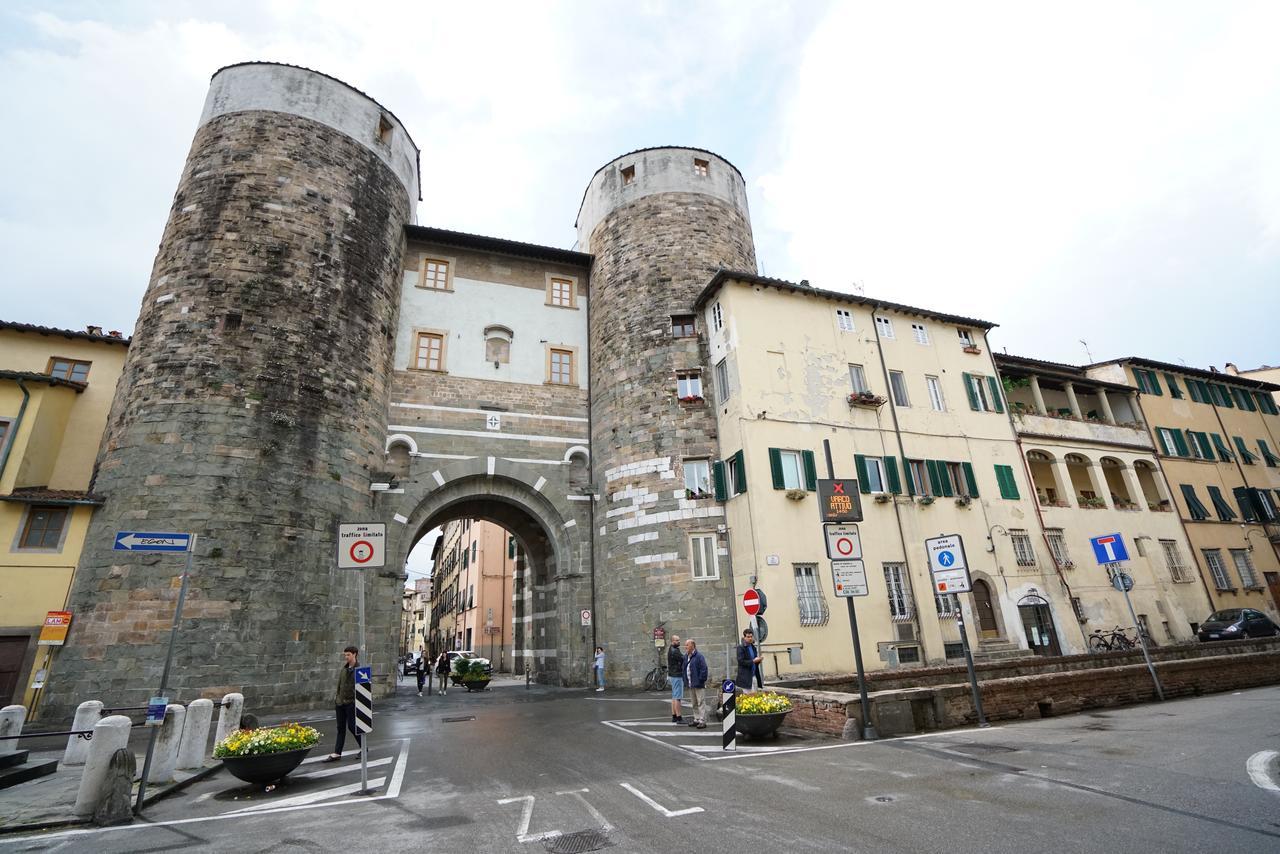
[986,524,1008,553]
[1243,527,1267,553]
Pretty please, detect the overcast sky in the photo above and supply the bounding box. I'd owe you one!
[4,1,1278,575]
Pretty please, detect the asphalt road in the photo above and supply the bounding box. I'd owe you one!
[3,680,1278,853]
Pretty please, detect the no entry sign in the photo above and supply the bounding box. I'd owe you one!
[742,589,762,616]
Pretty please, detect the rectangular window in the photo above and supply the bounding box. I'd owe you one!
[693,157,709,177]
[1187,379,1208,403]
[711,302,723,331]
[508,535,517,560]
[1230,549,1258,588]
[963,373,1004,413]
[994,464,1020,499]
[911,323,930,345]
[1231,387,1256,411]
[957,328,974,346]
[671,314,696,338]
[1164,373,1183,398]
[858,455,886,493]
[1071,597,1087,623]
[0,421,9,455]
[420,258,450,290]
[836,309,854,332]
[1233,436,1259,464]
[1133,369,1162,396]
[907,460,931,496]
[19,505,67,549]
[1203,549,1231,590]
[676,371,702,399]
[549,348,574,385]
[944,462,966,497]
[849,364,869,394]
[414,332,445,371]
[683,459,711,499]
[48,358,91,382]
[1207,485,1236,521]
[875,316,895,339]
[548,277,575,307]
[944,642,965,659]
[889,371,910,407]
[725,450,746,497]
[934,590,956,617]
[778,450,804,490]
[715,358,730,401]
[883,563,913,620]
[1160,540,1192,582]
[1155,427,1189,458]
[793,563,829,626]
[1010,529,1036,566]
[621,164,635,184]
[1045,529,1072,568]
[1256,392,1279,415]
[1258,439,1280,467]
[690,533,719,580]
[1186,430,1212,461]
[926,375,945,411]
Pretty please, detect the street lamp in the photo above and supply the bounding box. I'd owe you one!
[1243,526,1268,553]
[986,524,1008,553]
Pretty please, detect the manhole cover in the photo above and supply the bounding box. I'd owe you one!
[874,796,894,803]
[948,744,1018,755]
[442,715,475,723]
[544,829,614,853]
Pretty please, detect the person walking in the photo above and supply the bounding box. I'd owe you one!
[415,645,428,696]
[683,639,708,728]
[325,645,361,761]
[667,633,686,723]
[593,646,606,692]
[736,628,764,690]
[434,650,451,696]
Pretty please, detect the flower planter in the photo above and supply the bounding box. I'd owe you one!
[735,710,790,739]
[221,747,313,785]
[463,678,491,692]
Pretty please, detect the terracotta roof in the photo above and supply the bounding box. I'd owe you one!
[406,225,592,267]
[0,320,130,345]
[0,487,104,506]
[1089,356,1280,392]
[695,269,997,329]
[0,370,88,392]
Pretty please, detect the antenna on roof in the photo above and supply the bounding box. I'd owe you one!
[851,280,864,296]
[1079,339,1093,362]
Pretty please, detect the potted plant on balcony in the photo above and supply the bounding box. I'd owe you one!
[848,391,886,408]
[1079,496,1106,509]
[918,495,935,506]
[215,723,320,785]
[874,494,892,503]
[677,394,704,404]
[962,344,982,355]
[785,488,808,501]
[735,691,793,739]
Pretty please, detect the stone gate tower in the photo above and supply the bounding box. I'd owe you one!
[40,63,419,718]
[578,148,757,682]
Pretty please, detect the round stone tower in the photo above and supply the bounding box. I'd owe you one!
[577,147,757,684]
[41,63,419,718]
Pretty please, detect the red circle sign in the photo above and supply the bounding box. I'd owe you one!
[742,590,761,616]
[835,536,855,557]
[349,541,375,564]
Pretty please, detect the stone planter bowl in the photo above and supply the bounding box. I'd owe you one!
[463,678,491,692]
[735,710,790,739]
[221,746,313,785]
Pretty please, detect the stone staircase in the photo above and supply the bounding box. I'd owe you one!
[0,749,57,791]
[973,639,1034,663]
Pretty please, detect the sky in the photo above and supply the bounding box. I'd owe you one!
[3,1,1279,575]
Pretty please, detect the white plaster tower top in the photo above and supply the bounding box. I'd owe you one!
[200,62,421,213]
[574,147,751,253]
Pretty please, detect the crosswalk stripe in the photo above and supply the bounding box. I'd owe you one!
[293,756,392,780]
[224,777,387,813]
[639,731,723,738]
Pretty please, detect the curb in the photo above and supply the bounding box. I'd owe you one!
[142,762,224,807]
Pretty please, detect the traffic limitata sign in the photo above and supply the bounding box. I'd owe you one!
[831,560,868,597]
[824,523,862,560]
[337,523,386,569]
[925,534,972,594]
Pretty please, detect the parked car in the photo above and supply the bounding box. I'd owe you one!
[1197,609,1279,642]
[447,650,492,674]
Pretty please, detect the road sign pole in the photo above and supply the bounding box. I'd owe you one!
[953,593,989,727]
[358,568,370,793]
[824,440,876,740]
[1119,581,1164,701]
[136,533,197,814]
[721,681,736,751]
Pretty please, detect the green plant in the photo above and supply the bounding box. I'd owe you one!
[213,723,318,758]
[454,658,489,681]
[737,692,793,714]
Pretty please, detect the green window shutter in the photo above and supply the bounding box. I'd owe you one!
[925,460,943,496]
[986,376,1004,413]
[1257,392,1279,415]
[854,455,871,493]
[1207,486,1236,521]
[712,461,727,501]
[1233,487,1259,522]
[962,373,980,410]
[937,461,954,497]
[1195,432,1214,459]
[802,450,818,491]
[1179,484,1209,520]
[902,458,917,495]
[883,456,901,494]
[1233,436,1257,464]
[995,464,1019,500]
[1170,430,1190,457]
[1213,383,1234,407]
[1155,428,1171,456]
[1186,380,1201,403]
[732,450,747,494]
[1231,387,1254,411]
[768,448,785,490]
[962,462,979,498]
[1133,370,1147,394]
[1259,439,1280,467]
[1211,433,1234,462]
[1164,373,1182,398]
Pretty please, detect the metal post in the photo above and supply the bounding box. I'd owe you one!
[953,594,989,727]
[1120,580,1164,701]
[358,570,369,793]
[824,440,877,740]
[136,534,196,813]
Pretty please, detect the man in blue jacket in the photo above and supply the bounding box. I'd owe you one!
[683,638,709,729]
[736,628,764,690]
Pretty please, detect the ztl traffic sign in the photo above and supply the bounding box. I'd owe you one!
[824,523,862,560]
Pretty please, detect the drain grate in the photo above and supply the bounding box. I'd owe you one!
[545,829,614,853]
[442,715,476,723]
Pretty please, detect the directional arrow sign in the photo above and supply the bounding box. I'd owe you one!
[114,532,193,552]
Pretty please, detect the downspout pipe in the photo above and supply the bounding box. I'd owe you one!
[0,379,30,488]
[585,266,598,656]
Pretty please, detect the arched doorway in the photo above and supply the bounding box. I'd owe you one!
[1017,592,1062,656]
[972,579,1000,638]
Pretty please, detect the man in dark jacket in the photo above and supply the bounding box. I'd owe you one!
[326,645,361,761]
[735,628,764,690]
[667,634,686,723]
[683,638,709,729]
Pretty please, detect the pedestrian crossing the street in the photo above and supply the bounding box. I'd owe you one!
[602,717,844,761]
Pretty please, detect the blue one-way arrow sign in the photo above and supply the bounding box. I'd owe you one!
[114,531,193,552]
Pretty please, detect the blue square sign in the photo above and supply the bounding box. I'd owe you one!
[1090,533,1129,565]
[354,666,372,684]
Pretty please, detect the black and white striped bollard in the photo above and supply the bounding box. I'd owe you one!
[354,667,374,794]
[721,679,736,752]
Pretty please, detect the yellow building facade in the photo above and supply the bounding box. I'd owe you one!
[0,321,128,710]
[1088,359,1280,620]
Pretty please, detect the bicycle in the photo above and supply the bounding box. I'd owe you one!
[1087,625,1138,652]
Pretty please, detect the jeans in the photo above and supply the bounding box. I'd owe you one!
[594,666,604,688]
[334,703,362,754]
[416,669,427,692]
[436,671,449,692]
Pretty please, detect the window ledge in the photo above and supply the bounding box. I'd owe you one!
[414,285,454,293]
[544,302,579,310]
[408,367,448,374]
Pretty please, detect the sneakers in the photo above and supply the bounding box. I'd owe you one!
[687,720,701,727]
[595,687,604,692]
[417,691,423,697]
[675,716,684,724]
[695,722,707,729]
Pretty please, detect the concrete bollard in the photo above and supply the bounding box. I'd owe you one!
[213,693,244,748]
[147,704,185,783]
[73,715,133,817]
[64,700,104,765]
[0,705,27,756]
[93,748,136,827]
[176,698,213,770]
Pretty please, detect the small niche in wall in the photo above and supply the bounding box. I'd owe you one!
[377,114,394,145]
[620,164,635,185]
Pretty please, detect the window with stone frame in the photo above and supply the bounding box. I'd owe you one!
[414,332,445,371]
[711,302,723,332]
[1202,549,1231,590]
[419,257,450,290]
[548,277,575,308]
[715,358,730,401]
[1230,549,1259,588]
[671,314,696,338]
[683,459,712,499]
[548,348,574,385]
[621,164,636,184]
[793,564,829,626]
[693,157,710,176]
[1010,529,1037,566]
[485,336,510,364]
[19,505,67,549]
[48,358,90,382]
[676,371,703,400]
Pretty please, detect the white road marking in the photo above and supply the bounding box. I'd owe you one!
[224,777,386,813]
[640,730,722,738]
[1246,750,1280,794]
[556,788,614,832]
[385,736,410,798]
[293,756,391,779]
[497,794,561,843]
[620,783,704,817]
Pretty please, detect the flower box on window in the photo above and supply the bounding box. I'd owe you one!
[918,495,935,506]
[1079,497,1106,509]
[677,395,704,404]
[955,495,972,507]
[962,345,982,355]
[874,494,892,503]
[784,489,808,501]
[848,392,886,408]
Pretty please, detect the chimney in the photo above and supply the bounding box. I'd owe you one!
[86,325,103,336]
[108,331,123,338]
[1225,362,1239,376]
